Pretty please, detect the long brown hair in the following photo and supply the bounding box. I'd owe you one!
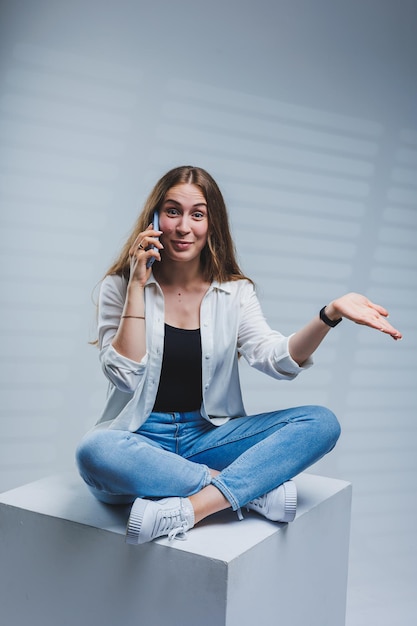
[105,165,251,283]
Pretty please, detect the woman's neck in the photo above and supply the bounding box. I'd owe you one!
[153,260,206,290]
[153,261,210,330]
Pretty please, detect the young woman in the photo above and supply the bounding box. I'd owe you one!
[76,165,402,545]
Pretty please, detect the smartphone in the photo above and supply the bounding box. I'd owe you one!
[146,211,159,268]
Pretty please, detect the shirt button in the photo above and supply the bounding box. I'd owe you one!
[205,384,209,390]
[205,354,210,359]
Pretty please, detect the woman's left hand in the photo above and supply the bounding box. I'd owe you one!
[326,293,403,340]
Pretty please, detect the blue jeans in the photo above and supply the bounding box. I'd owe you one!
[76,405,341,511]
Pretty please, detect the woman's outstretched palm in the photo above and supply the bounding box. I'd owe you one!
[331,292,402,340]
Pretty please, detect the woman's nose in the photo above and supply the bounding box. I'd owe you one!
[176,216,191,233]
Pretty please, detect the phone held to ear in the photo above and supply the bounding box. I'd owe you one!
[146,211,159,268]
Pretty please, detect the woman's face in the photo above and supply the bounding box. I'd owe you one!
[158,183,209,264]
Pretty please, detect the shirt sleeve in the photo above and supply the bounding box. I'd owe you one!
[97,275,147,392]
[237,282,313,379]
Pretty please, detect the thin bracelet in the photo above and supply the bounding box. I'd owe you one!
[121,315,145,320]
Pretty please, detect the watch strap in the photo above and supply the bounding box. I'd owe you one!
[319,305,342,328]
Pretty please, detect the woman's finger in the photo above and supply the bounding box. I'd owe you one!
[333,294,402,340]
[130,225,162,256]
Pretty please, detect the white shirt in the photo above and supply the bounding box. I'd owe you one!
[95,273,313,432]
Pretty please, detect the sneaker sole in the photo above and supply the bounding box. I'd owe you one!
[125,498,149,545]
[281,480,297,523]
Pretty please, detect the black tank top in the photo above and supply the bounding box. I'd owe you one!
[152,324,203,412]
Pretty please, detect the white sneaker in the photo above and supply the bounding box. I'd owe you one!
[126,497,195,545]
[246,481,297,523]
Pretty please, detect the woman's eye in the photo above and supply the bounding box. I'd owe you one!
[166,207,179,216]
[193,212,205,219]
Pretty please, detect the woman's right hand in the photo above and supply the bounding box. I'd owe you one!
[128,224,163,286]
[111,224,162,361]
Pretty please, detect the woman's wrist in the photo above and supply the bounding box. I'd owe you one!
[324,303,341,321]
[123,282,146,316]
[320,303,342,327]
[127,278,146,292]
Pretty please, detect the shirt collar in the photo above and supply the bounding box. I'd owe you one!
[211,280,232,293]
[145,274,232,294]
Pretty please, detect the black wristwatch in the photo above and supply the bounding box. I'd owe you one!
[319,305,342,328]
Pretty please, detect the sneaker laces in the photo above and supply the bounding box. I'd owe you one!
[248,494,266,511]
[168,524,188,541]
[153,503,190,541]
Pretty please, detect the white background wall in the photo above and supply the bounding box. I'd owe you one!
[1,1,416,624]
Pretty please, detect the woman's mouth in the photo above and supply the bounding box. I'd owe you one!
[171,240,193,251]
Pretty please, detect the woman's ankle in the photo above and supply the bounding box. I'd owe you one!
[188,484,230,524]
